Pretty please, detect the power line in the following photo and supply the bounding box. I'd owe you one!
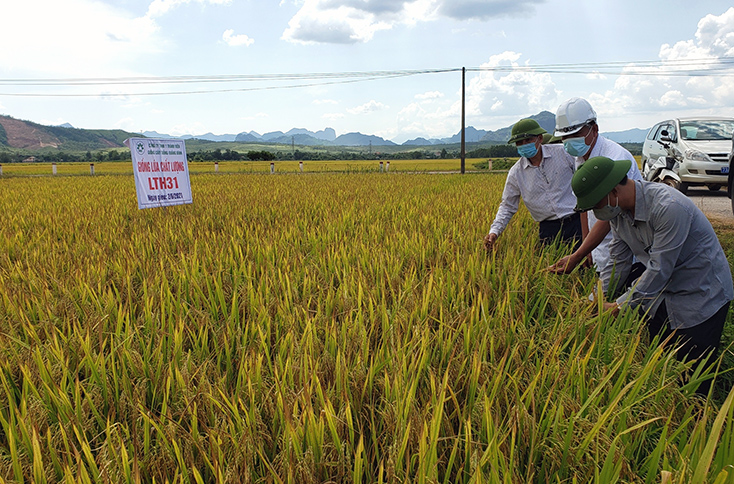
[0,68,460,86]
[0,68,460,97]
[0,73,440,97]
[0,57,732,97]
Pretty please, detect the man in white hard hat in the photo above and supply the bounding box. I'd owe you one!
[484,118,581,251]
[548,97,643,286]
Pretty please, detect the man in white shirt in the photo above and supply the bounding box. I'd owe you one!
[484,118,581,251]
[548,97,644,285]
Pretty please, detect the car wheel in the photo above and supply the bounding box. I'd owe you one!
[662,177,680,190]
[679,182,689,195]
[707,185,721,192]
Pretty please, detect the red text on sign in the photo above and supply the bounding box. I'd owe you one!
[148,177,179,190]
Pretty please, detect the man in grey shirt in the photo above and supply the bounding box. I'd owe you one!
[572,156,733,395]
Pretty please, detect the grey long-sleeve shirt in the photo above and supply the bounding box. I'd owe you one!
[602,180,733,329]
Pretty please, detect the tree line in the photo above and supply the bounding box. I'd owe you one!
[0,143,642,164]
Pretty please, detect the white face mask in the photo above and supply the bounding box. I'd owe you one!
[592,194,622,221]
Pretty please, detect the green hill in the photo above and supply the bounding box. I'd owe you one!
[0,115,138,151]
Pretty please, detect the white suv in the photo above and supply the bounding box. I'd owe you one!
[642,117,734,193]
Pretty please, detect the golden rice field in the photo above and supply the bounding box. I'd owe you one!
[0,171,733,483]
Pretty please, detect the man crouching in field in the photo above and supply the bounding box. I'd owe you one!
[572,156,733,395]
[484,118,582,251]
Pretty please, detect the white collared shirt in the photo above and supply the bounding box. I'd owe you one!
[489,144,577,236]
[575,136,643,273]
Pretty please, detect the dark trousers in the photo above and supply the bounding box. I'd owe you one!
[644,300,730,396]
[538,212,582,247]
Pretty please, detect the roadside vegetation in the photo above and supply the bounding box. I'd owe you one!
[0,173,731,483]
[0,140,643,165]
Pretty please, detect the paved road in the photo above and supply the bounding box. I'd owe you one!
[685,186,733,222]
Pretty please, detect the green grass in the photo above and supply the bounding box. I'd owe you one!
[0,173,732,483]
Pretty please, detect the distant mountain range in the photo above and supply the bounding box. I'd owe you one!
[145,110,648,146]
[0,113,649,153]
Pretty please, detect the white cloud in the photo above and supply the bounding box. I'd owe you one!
[347,100,389,114]
[693,8,734,57]
[0,0,238,77]
[590,7,734,123]
[658,90,687,107]
[466,51,560,118]
[282,1,394,44]
[390,49,562,140]
[0,0,162,77]
[282,0,543,44]
[323,113,346,120]
[222,29,254,47]
[395,99,460,140]
[114,117,138,132]
[168,121,208,136]
[415,91,444,100]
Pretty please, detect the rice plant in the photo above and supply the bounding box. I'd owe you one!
[0,173,732,483]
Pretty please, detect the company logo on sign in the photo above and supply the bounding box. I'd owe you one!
[136,141,146,155]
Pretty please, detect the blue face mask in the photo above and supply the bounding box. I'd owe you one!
[517,142,538,159]
[563,136,591,157]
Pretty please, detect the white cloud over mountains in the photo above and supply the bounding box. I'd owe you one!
[590,7,734,122]
[390,7,734,138]
[467,51,559,117]
[347,100,389,114]
[282,0,546,44]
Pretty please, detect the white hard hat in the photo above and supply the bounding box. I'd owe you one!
[554,97,597,137]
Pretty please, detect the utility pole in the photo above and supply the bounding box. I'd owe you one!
[461,67,466,174]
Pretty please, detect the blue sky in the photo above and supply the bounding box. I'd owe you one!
[1,0,733,143]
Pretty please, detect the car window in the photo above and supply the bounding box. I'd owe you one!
[646,124,661,140]
[665,124,676,141]
[679,120,734,140]
[654,124,674,142]
[651,124,666,141]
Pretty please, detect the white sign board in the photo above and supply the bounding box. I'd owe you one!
[125,138,193,210]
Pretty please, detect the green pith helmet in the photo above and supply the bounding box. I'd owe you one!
[572,156,632,211]
[508,118,547,145]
